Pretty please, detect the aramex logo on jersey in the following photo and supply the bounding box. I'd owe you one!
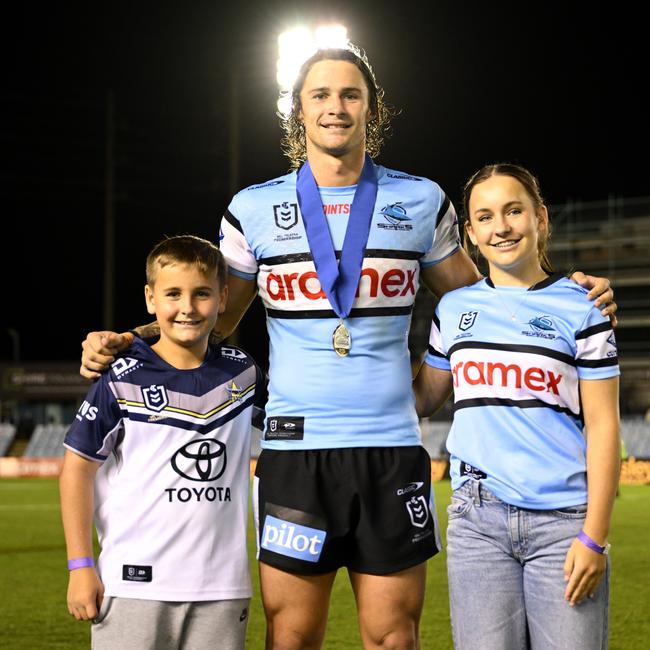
[451,360,563,395]
[265,267,417,302]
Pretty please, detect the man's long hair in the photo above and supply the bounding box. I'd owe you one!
[279,44,397,170]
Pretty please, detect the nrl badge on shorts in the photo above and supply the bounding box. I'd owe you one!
[406,495,429,528]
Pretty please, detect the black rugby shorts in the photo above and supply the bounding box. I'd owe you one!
[253,446,441,575]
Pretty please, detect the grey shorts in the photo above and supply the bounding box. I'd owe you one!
[92,596,250,650]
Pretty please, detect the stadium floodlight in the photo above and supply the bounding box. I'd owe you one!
[276,24,348,116]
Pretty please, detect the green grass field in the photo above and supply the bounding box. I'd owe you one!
[0,479,647,649]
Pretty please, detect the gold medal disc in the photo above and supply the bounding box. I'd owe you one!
[332,322,351,357]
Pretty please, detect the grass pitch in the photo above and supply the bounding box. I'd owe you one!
[0,479,647,649]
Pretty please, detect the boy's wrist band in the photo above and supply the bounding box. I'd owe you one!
[68,557,95,570]
[577,531,610,555]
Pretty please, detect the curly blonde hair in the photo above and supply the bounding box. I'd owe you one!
[279,45,397,170]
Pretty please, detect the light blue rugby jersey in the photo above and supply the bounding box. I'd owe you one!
[220,163,460,450]
[424,274,619,509]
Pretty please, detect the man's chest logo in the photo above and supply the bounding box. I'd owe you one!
[273,202,298,230]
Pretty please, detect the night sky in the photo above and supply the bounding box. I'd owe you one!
[5,1,647,365]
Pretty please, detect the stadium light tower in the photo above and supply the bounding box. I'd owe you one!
[276,24,348,116]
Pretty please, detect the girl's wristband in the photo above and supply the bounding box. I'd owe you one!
[577,531,610,555]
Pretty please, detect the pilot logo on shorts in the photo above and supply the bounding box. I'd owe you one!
[261,515,326,562]
[142,384,169,412]
[406,495,429,528]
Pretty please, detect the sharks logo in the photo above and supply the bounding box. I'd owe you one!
[379,202,410,223]
[377,202,413,230]
[522,315,557,340]
[528,316,555,332]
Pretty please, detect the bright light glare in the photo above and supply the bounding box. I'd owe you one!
[276,24,348,115]
[314,25,348,50]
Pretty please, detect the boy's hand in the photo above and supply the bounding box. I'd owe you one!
[570,271,617,326]
[67,567,105,620]
[80,331,134,379]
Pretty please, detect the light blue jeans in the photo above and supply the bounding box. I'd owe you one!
[446,480,609,650]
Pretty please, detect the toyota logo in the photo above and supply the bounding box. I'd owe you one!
[171,439,227,482]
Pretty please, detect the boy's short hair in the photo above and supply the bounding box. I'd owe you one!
[146,235,228,287]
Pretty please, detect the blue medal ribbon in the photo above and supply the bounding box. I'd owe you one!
[296,154,378,319]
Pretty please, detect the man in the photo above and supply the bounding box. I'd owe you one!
[81,44,615,649]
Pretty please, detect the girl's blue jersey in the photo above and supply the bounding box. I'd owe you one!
[425,274,619,509]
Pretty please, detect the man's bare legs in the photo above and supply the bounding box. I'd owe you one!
[259,561,426,650]
[259,562,336,650]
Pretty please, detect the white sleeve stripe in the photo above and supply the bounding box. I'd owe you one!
[435,194,451,228]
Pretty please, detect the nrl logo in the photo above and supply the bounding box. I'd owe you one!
[142,384,169,413]
[458,311,478,331]
[406,495,429,528]
[273,202,298,230]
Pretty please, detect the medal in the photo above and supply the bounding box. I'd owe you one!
[332,320,351,357]
[297,154,378,358]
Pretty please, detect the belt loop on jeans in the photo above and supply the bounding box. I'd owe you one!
[470,479,481,506]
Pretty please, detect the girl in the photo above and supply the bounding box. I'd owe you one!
[414,163,620,649]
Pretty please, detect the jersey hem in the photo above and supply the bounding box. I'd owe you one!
[102,587,253,601]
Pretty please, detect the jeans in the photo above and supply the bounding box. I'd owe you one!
[446,480,609,650]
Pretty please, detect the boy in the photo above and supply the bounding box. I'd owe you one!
[60,235,261,649]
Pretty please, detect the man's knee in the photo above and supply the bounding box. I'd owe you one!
[363,625,419,650]
[264,622,326,650]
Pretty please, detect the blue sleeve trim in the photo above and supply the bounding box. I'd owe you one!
[228,266,256,281]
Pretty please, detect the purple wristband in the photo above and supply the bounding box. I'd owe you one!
[577,531,607,554]
[67,557,95,570]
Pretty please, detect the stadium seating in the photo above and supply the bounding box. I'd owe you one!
[419,418,650,461]
[0,423,17,456]
[548,198,650,416]
[23,424,68,457]
[621,418,650,459]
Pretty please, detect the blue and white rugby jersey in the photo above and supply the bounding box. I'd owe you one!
[64,337,260,601]
[219,164,460,450]
[424,274,619,509]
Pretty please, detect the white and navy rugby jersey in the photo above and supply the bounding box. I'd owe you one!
[64,337,260,602]
[424,274,619,509]
[219,163,460,450]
